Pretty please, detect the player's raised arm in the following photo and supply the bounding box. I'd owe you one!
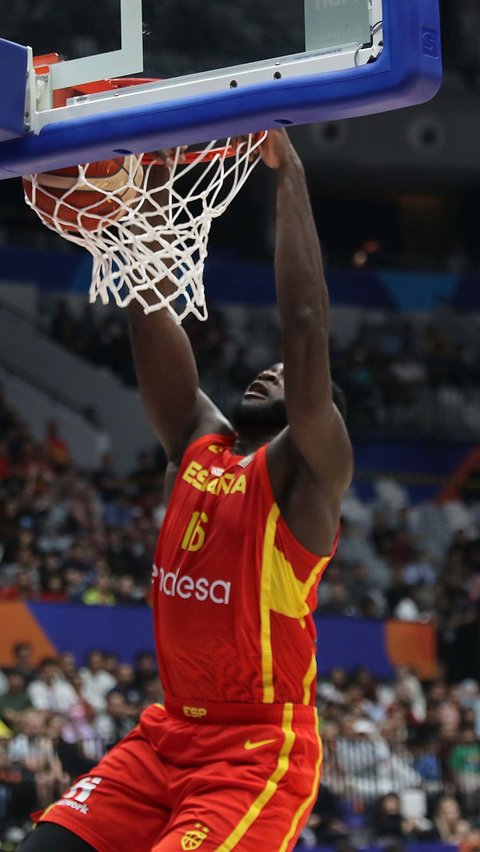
[127,159,232,463]
[261,130,353,495]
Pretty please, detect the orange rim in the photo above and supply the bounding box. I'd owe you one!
[141,146,236,166]
[142,131,268,167]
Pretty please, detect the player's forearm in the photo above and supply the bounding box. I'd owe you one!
[274,154,329,332]
[272,137,335,437]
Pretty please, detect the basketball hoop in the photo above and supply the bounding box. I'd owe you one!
[23,132,267,323]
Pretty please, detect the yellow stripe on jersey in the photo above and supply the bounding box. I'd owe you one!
[302,653,318,705]
[216,703,295,851]
[37,801,58,823]
[279,709,323,852]
[260,504,280,703]
[270,546,331,622]
[260,506,331,701]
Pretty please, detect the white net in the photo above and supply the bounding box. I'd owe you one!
[23,133,267,323]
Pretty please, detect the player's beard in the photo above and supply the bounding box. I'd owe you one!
[230,397,288,438]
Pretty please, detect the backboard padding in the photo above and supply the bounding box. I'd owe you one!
[0,0,442,179]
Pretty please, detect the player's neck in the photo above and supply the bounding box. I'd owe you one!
[233,430,274,456]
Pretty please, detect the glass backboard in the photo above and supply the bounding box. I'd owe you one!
[0,0,442,179]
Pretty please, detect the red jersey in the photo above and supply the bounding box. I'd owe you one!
[152,433,337,707]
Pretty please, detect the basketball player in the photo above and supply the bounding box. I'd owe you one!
[22,129,353,851]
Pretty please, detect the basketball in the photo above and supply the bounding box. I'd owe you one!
[22,156,144,233]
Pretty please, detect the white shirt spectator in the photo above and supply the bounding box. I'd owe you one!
[27,676,77,714]
[79,667,116,713]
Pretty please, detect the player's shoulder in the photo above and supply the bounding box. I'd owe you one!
[184,430,236,460]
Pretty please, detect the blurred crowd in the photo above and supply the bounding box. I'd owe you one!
[301,663,480,848]
[0,647,479,849]
[46,298,480,441]
[0,645,161,847]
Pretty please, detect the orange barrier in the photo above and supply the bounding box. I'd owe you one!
[0,602,56,666]
[385,620,438,680]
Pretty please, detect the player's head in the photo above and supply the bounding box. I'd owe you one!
[231,364,287,437]
[231,363,346,438]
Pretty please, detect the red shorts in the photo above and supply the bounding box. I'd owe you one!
[37,700,322,851]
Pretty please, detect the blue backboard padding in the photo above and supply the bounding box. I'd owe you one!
[0,38,29,144]
[0,0,442,178]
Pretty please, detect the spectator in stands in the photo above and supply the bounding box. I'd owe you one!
[317,666,349,707]
[102,492,135,530]
[94,690,136,752]
[138,675,164,711]
[114,574,143,606]
[302,783,350,847]
[17,440,53,483]
[459,679,480,736]
[429,795,472,844]
[449,727,480,813]
[337,716,420,801]
[112,664,140,708]
[317,579,353,617]
[387,347,428,410]
[56,652,77,682]
[411,737,444,801]
[49,707,102,780]
[102,652,120,679]
[8,710,67,810]
[91,451,125,503]
[78,650,116,713]
[43,420,71,471]
[82,573,116,606]
[39,572,67,603]
[385,561,418,619]
[10,643,36,686]
[369,792,432,845]
[0,670,33,729]
[27,659,77,716]
[0,723,37,837]
[132,650,158,693]
[0,568,39,602]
